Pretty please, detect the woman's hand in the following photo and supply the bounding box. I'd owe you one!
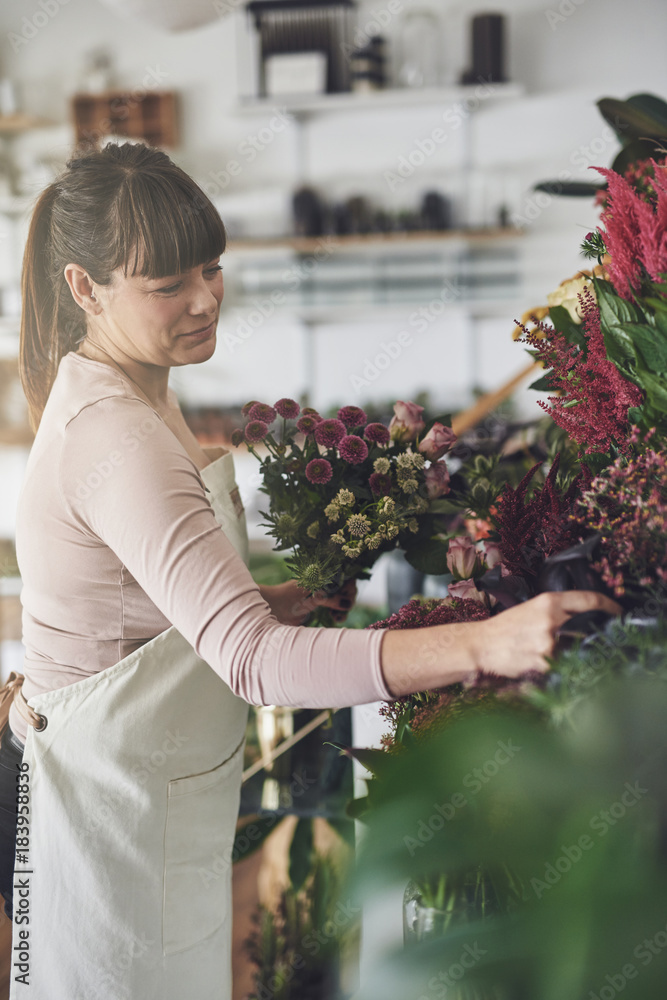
[380,590,623,698]
[258,578,357,627]
[466,590,623,678]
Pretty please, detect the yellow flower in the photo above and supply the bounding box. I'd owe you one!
[547,272,597,324]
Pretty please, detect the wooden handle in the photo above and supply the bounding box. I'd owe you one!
[451,360,542,437]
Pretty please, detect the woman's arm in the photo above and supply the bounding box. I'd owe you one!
[60,396,620,708]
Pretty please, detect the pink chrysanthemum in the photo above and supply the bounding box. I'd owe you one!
[231,428,244,447]
[314,419,346,448]
[338,434,369,464]
[245,420,268,443]
[297,415,320,434]
[364,422,391,446]
[369,472,392,496]
[305,458,333,484]
[248,402,277,424]
[274,398,300,419]
[338,405,368,429]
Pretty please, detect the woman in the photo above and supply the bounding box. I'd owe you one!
[2,142,619,999]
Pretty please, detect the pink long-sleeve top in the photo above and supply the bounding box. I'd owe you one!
[10,351,391,743]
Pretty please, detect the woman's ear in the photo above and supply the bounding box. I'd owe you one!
[63,263,101,315]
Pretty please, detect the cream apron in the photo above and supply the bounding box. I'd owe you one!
[11,453,251,1000]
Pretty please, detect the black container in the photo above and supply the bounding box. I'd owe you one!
[460,13,506,85]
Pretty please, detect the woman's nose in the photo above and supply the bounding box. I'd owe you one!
[186,275,223,314]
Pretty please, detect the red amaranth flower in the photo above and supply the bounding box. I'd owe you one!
[369,472,392,496]
[596,161,667,298]
[314,418,346,449]
[364,422,391,446]
[494,454,591,580]
[338,405,368,428]
[519,287,643,455]
[248,402,277,424]
[274,398,300,419]
[245,420,268,443]
[368,597,490,632]
[338,434,369,464]
[305,458,333,484]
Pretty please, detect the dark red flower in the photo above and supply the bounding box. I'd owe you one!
[369,472,392,496]
[338,435,369,464]
[337,405,368,429]
[364,422,391,446]
[305,458,333,484]
[314,419,346,448]
[245,420,268,443]
[248,402,277,424]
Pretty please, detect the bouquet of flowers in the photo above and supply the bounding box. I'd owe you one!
[232,399,456,624]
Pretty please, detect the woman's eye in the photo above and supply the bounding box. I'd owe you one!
[206,265,223,276]
[156,282,181,295]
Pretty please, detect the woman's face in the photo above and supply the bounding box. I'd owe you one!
[92,255,224,368]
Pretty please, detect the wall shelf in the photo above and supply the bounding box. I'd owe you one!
[235,83,524,118]
[230,227,523,255]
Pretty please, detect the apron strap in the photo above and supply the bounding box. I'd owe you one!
[0,672,47,733]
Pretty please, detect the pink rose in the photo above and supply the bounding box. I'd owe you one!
[388,400,425,442]
[424,460,450,498]
[418,422,457,461]
[447,579,487,604]
[447,536,479,579]
[482,541,503,569]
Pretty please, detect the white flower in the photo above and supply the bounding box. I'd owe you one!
[547,273,596,324]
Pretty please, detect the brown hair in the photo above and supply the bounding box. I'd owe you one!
[19,141,226,432]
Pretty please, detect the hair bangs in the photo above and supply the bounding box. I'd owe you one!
[113,169,226,280]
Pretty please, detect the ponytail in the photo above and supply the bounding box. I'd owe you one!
[19,184,85,433]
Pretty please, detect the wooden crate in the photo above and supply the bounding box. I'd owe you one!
[71,90,178,148]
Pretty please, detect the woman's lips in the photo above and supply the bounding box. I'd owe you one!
[180,321,216,342]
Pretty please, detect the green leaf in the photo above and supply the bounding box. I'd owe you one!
[618,322,667,372]
[529,373,555,392]
[403,536,450,575]
[597,96,667,140]
[548,304,586,347]
[288,818,315,891]
[638,371,667,413]
[626,92,667,130]
[324,742,390,777]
